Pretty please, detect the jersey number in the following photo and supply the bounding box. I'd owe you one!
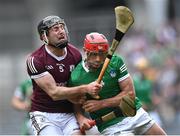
[58,64,65,72]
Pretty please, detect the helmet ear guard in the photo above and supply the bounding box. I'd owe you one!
[84,32,109,53]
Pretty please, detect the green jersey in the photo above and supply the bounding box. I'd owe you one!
[14,79,32,103]
[133,73,153,110]
[14,79,33,135]
[69,55,142,132]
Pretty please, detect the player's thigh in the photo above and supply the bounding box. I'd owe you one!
[63,113,81,135]
[30,111,63,135]
[39,125,62,135]
[144,122,166,135]
[85,126,101,135]
[101,108,154,135]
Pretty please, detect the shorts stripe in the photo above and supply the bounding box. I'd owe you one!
[30,114,41,135]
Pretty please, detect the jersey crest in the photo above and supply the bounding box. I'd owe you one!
[109,69,117,78]
[69,65,75,72]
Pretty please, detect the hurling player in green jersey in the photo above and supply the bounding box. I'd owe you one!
[69,32,166,135]
[11,79,33,135]
[133,57,163,127]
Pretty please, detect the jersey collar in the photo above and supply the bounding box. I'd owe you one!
[82,60,90,72]
[45,45,67,61]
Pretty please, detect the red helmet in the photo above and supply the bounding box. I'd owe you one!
[84,32,109,52]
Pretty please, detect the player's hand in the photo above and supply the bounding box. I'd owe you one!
[23,101,31,111]
[79,118,96,132]
[83,100,103,112]
[68,94,86,104]
[86,81,102,96]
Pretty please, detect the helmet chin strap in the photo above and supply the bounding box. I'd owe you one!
[54,41,68,49]
[43,31,49,45]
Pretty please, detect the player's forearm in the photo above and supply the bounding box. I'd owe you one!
[34,74,88,100]
[101,78,136,108]
[50,85,87,100]
[74,104,85,123]
[100,95,124,108]
[101,91,133,108]
[51,81,102,100]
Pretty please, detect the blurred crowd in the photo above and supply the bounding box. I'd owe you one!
[118,20,180,129]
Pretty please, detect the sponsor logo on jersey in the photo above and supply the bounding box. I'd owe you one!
[45,65,54,70]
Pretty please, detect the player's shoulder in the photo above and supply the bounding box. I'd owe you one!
[31,45,45,57]
[70,61,83,82]
[26,45,45,61]
[72,60,83,71]
[108,55,127,70]
[67,43,82,62]
[111,54,125,63]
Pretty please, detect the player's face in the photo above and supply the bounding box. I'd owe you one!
[86,51,107,70]
[47,23,68,45]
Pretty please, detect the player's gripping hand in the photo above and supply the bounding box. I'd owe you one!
[86,81,102,96]
[79,118,96,134]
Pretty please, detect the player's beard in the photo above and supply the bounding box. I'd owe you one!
[53,39,68,49]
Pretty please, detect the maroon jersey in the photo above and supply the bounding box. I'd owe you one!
[26,44,82,113]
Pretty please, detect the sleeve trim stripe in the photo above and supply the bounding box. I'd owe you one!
[27,57,35,73]
[120,64,126,70]
[118,73,130,82]
[27,57,38,73]
[31,57,38,73]
[120,64,127,73]
[30,71,49,79]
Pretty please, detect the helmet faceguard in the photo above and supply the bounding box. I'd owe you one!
[84,32,109,71]
[84,32,109,53]
[37,15,69,48]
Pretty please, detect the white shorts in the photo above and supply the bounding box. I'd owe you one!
[29,111,80,135]
[149,111,162,127]
[101,108,155,135]
[84,125,101,135]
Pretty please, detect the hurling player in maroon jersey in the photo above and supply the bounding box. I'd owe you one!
[26,16,102,135]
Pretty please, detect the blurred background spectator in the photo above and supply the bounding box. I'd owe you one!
[0,0,179,134]
[11,79,33,135]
